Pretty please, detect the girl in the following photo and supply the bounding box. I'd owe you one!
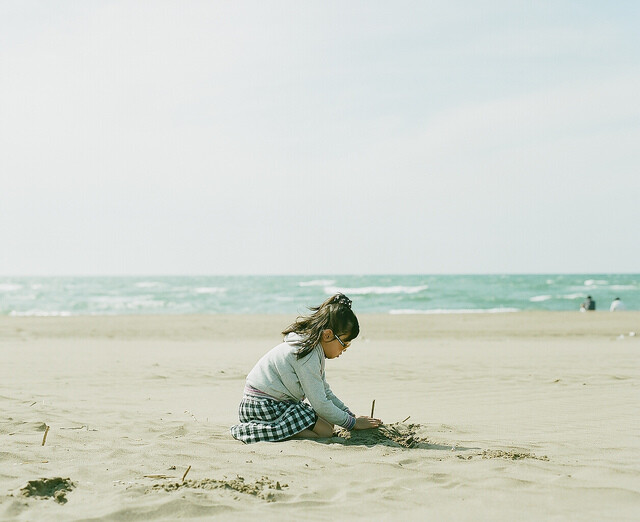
[230,293,382,443]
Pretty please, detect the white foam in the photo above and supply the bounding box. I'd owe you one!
[389,308,519,314]
[325,285,428,295]
[530,295,552,302]
[609,285,636,290]
[90,296,132,304]
[584,279,608,286]
[298,279,335,287]
[89,295,166,309]
[0,284,23,292]
[9,310,72,317]
[193,287,226,294]
[127,299,164,309]
[135,281,162,288]
[274,296,295,302]
[561,293,584,300]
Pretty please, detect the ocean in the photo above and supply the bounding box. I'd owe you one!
[0,274,637,316]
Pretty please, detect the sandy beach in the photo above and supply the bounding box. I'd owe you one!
[1,312,639,520]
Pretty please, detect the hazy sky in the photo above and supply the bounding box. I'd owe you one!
[1,1,638,275]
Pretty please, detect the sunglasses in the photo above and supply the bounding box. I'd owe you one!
[334,334,349,349]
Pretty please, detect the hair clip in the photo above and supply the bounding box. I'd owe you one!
[333,293,352,309]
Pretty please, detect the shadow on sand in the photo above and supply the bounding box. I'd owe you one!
[322,423,480,452]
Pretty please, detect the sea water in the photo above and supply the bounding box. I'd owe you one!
[1,274,637,316]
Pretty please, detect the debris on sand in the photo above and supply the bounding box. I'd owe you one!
[334,422,426,448]
[151,475,288,502]
[20,477,75,504]
[480,449,549,461]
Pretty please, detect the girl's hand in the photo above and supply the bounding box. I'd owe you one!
[354,416,382,430]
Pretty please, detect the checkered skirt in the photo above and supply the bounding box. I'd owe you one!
[230,395,318,444]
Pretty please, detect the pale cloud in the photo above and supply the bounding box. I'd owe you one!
[415,73,638,152]
[1,1,638,274]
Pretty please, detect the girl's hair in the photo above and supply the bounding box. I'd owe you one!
[283,293,359,359]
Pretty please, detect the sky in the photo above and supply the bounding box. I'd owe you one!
[1,1,639,275]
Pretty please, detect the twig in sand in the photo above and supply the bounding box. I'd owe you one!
[402,416,411,423]
[370,399,375,418]
[182,465,192,483]
[41,425,50,446]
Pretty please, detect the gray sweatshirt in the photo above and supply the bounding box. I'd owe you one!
[245,333,355,429]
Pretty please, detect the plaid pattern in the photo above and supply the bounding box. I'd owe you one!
[230,395,318,444]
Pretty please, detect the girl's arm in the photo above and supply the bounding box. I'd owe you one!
[324,375,382,430]
[324,380,354,415]
[296,359,356,430]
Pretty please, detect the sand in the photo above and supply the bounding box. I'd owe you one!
[1,312,639,520]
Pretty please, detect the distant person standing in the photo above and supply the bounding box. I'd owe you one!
[580,295,596,311]
[610,297,626,311]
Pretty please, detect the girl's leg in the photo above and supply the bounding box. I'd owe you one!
[291,417,334,439]
[312,417,334,437]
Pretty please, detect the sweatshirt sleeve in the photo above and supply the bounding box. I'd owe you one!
[295,356,356,430]
[324,380,354,416]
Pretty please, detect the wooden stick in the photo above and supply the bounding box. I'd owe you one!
[182,465,191,483]
[41,425,50,446]
[402,416,411,423]
[370,399,375,418]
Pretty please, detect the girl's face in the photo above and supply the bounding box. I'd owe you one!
[320,329,351,359]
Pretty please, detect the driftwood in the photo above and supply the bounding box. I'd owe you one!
[41,425,50,446]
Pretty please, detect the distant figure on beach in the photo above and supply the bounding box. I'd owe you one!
[610,297,626,312]
[230,293,382,443]
[580,295,596,312]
